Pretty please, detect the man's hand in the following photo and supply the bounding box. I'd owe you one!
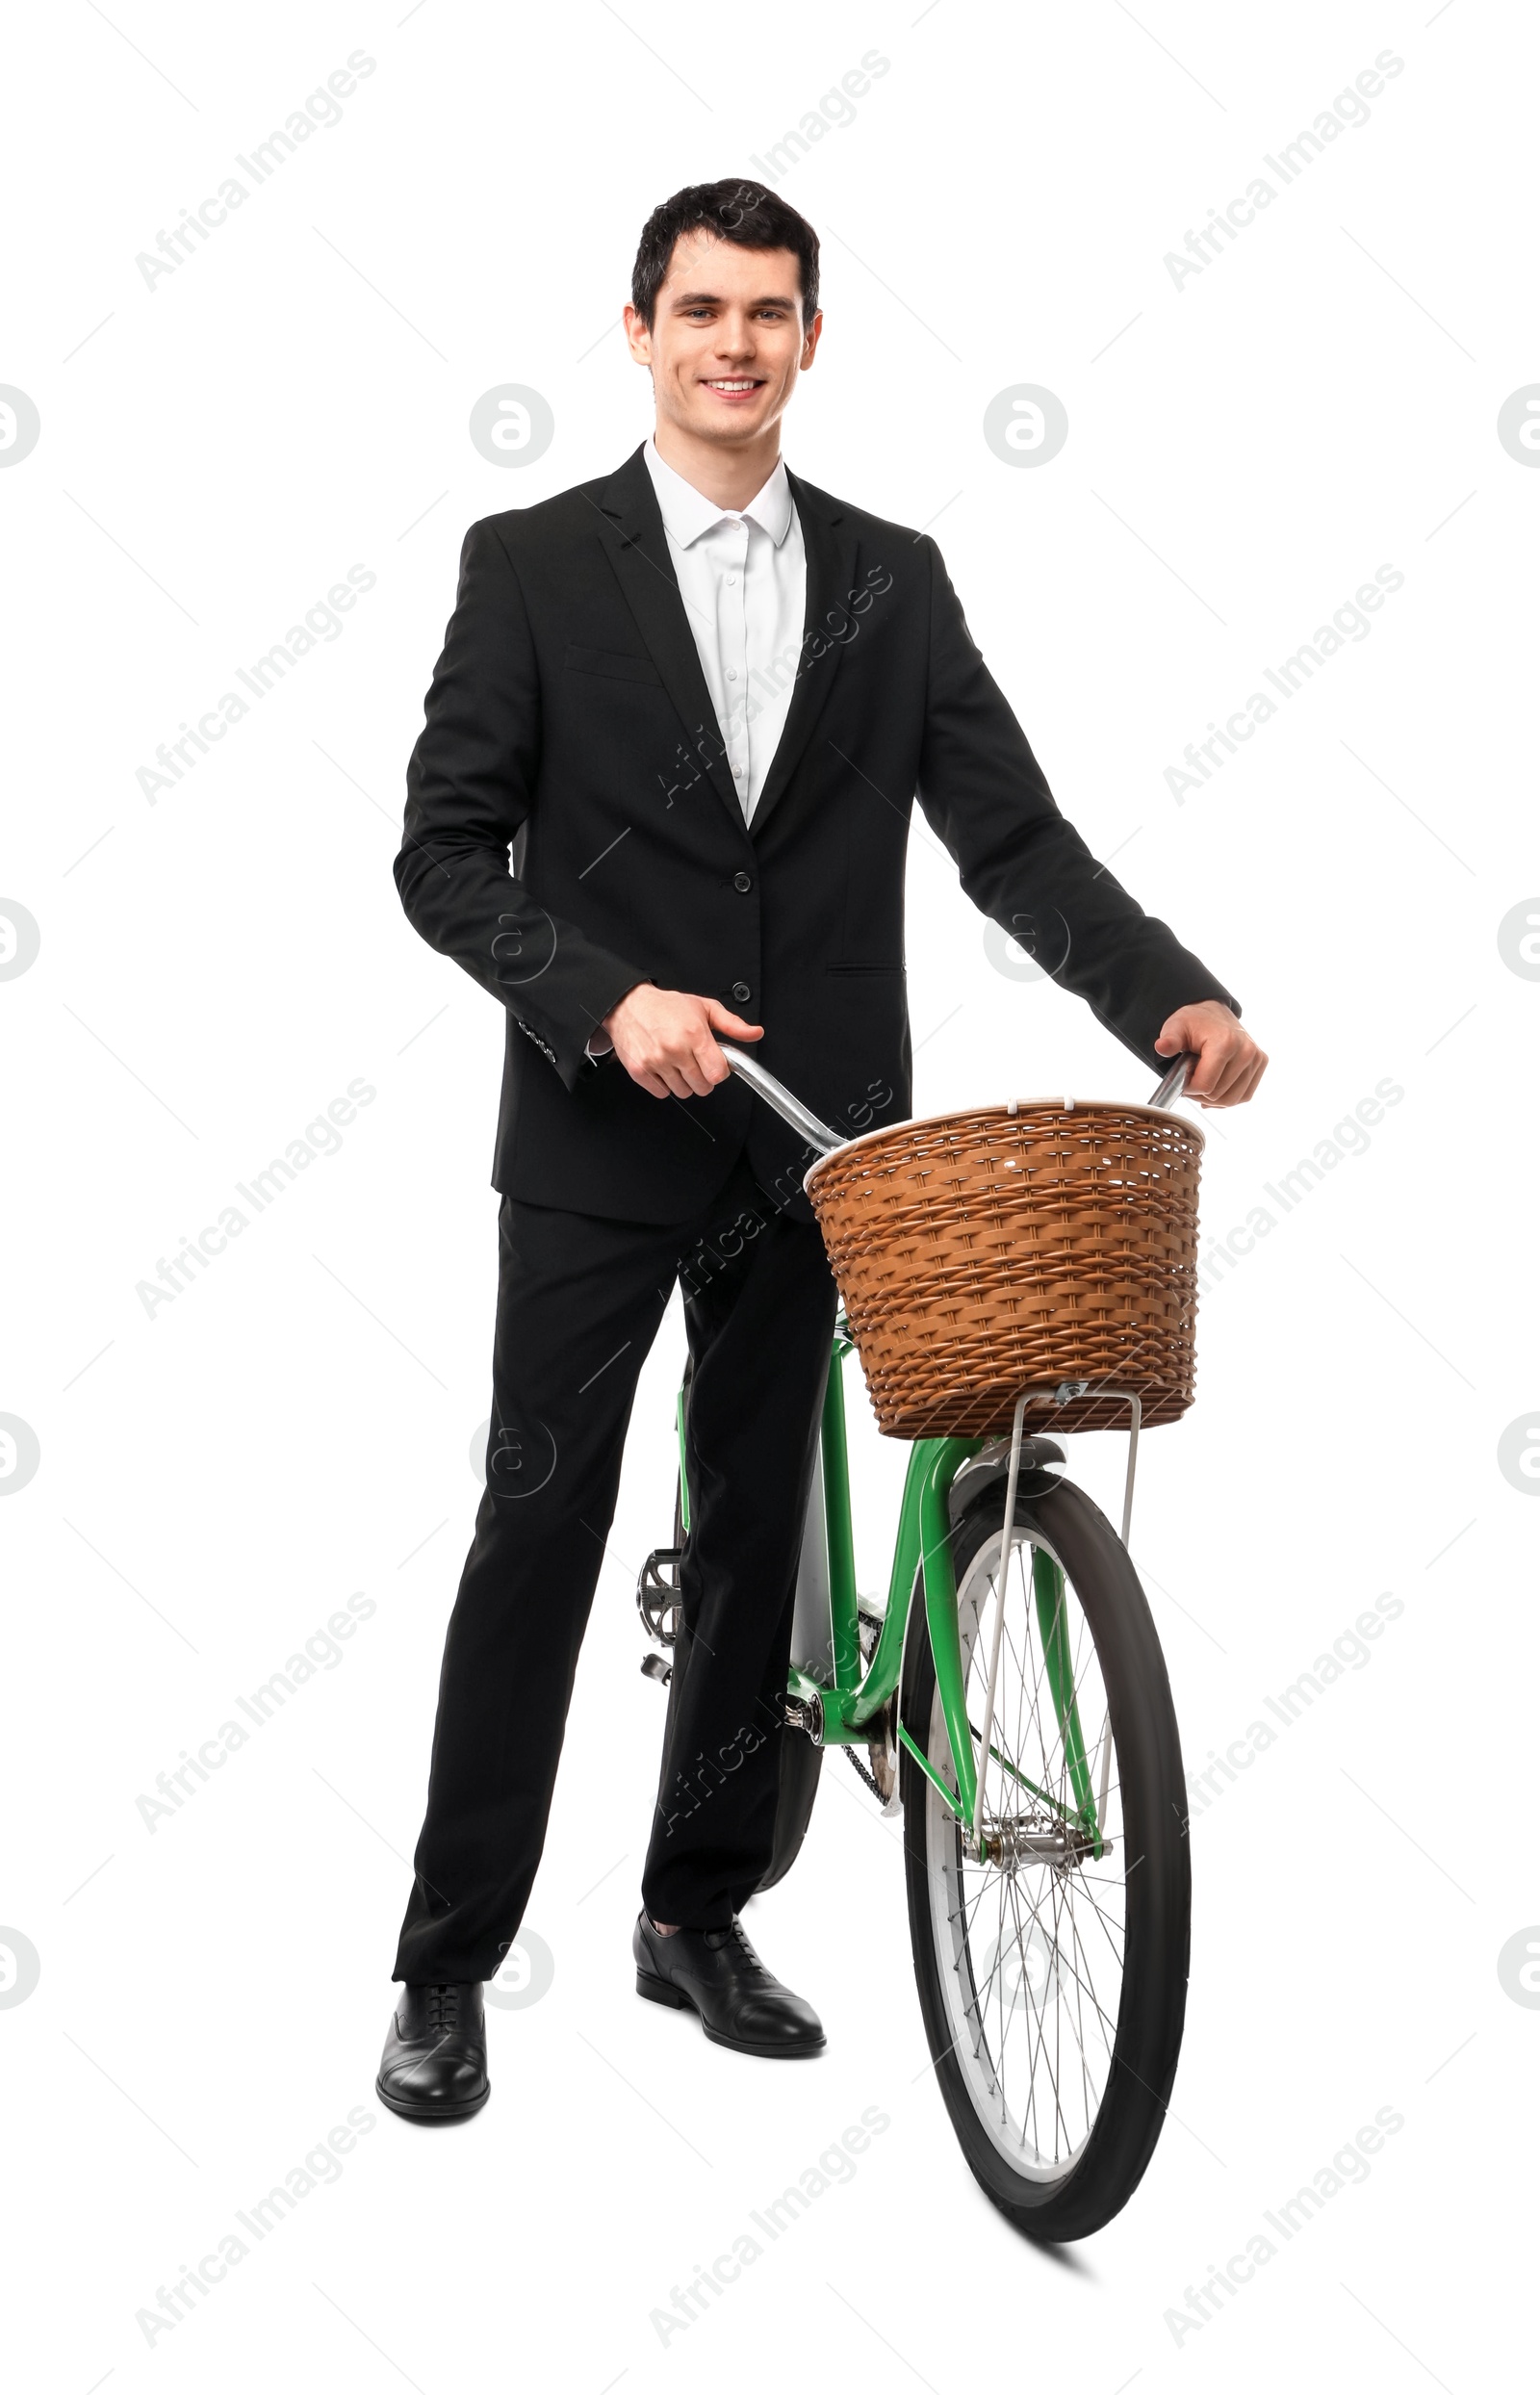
[1155,999,1268,1108]
[601,984,763,1099]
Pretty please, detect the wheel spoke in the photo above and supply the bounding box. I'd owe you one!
[921,1514,1139,2179]
[906,1485,1190,2227]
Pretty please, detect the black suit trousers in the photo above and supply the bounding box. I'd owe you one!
[392,1150,838,1986]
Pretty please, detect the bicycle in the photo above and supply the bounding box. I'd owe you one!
[636,1049,1199,2243]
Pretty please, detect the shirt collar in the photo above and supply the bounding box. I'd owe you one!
[645,436,793,549]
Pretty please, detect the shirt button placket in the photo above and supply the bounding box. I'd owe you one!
[729,522,749,808]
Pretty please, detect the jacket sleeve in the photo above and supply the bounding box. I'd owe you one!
[913,535,1240,1071]
[394,517,648,1089]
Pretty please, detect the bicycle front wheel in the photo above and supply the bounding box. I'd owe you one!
[900,1474,1190,2241]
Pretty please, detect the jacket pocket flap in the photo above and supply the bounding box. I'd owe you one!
[563,641,661,684]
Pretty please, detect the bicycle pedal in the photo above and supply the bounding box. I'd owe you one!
[636,1546,683,1644]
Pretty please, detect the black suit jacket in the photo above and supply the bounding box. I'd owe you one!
[395,443,1238,1224]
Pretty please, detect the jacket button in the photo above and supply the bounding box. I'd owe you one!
[732,981,751,1002]
[733,871,753,892]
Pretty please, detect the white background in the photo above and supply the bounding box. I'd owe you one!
[3,1,1535,2387]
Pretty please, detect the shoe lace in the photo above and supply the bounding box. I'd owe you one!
[424,1983,462,2032]
[708,1919,770,1979]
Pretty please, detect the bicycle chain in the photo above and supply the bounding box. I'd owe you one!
[842,1743,884,1799]
[843,1608,891,1805]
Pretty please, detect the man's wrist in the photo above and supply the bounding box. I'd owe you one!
[585,979,650,1062]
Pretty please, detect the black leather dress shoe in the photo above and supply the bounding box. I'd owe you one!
[376,1981,489,2123]
[633,1912,825,2056]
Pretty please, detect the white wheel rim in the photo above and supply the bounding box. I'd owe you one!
[924,1526,1127,2184]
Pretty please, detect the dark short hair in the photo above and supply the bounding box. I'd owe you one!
[630,180,820,329]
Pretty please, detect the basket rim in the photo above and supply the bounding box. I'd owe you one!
[802,1094,1206,1197]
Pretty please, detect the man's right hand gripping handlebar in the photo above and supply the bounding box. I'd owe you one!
[597,985,763,1101]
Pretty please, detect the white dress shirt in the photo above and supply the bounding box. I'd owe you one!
[642,434,808,825]
[584,437,808,1058]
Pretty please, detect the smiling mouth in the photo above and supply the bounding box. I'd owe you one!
[701,378,764,396]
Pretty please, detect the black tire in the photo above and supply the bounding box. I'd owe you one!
[900,1475,1190,2241]
[660,1358,823,1896]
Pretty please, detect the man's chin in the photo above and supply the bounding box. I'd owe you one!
[667,396,780,446]
[695,420,767,447]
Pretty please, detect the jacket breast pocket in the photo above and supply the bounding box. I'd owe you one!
[563,642,662,686]
[826,963,906,977]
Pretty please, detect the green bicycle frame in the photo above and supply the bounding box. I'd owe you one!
[800,1330,1100,1852]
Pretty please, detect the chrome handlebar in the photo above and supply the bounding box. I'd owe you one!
[1147,1051,1197,1110]
[719,1044,1201,1153]
[718,1045,842,1155]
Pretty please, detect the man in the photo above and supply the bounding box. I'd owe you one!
[377,179,1267,2123]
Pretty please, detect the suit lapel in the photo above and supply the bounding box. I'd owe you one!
[748,468,860,840]
[588,447,862,843]
[590,446,746,835]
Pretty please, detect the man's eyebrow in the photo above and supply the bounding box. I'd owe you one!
[669,289,797,308]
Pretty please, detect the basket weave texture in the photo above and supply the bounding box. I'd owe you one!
[805,1102,1204,1440]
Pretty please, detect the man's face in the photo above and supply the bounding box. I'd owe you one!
[625,227,821,450]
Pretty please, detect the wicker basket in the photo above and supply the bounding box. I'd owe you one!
[803,1099,1204,1440]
